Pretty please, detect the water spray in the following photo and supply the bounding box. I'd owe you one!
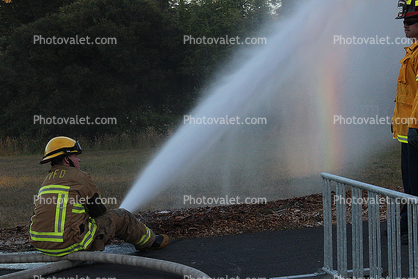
[120,0,402,213]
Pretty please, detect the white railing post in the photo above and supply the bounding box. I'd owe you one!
[351,186,363,279]
[336,182,347,278]
[367,191,381,279]
[322,178,333,274]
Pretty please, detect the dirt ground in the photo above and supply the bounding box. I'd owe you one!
[0,194,324,253]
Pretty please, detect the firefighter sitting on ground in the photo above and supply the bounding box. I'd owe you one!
[29,136,169,256]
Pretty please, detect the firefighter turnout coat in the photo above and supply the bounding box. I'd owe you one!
[393,40,418,143]
[29,165,101,256]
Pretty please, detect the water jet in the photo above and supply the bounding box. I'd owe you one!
[119,0,402,213]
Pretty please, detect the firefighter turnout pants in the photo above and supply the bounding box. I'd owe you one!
[90,208,155,251]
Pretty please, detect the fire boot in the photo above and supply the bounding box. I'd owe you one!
[136,234,170,251]
[149,234,170,250]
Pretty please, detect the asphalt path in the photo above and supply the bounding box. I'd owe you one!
[0,223,412,279]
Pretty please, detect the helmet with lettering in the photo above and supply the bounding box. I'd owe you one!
[397,0,418,19]
[40,136,82,164]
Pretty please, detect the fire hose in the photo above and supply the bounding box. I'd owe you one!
[0,251,211,279]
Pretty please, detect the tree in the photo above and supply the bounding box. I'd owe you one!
[173,0,273,90]
[0,0,182,139]
[0,0,76,36]
[0,0,278,143]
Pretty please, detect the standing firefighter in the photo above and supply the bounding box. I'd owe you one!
[393,0,418,240]
[30,136,169,256]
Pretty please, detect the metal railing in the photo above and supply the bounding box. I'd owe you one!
[321,172,418,279]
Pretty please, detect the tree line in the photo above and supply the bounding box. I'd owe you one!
[0,0,294,146]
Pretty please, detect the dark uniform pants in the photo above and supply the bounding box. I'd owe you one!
[400,143,418,229]
[90,208,155,251]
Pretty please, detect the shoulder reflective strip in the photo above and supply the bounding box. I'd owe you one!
[35,221,97,257]
[407,0,412,5]
[38,185,70,196]
[135,227,152,247]
[72,204,85,213]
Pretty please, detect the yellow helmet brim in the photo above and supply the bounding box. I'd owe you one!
[40,136,82,164]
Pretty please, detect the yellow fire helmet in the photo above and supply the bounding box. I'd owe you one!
[397,0,418,19]
[40,136,82,164]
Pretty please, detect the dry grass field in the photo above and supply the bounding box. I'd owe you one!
[0,140,403,229]
[0,148,156,228]
[336,141,403,192]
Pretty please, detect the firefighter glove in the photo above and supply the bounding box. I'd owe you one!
[408,128,418,148]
